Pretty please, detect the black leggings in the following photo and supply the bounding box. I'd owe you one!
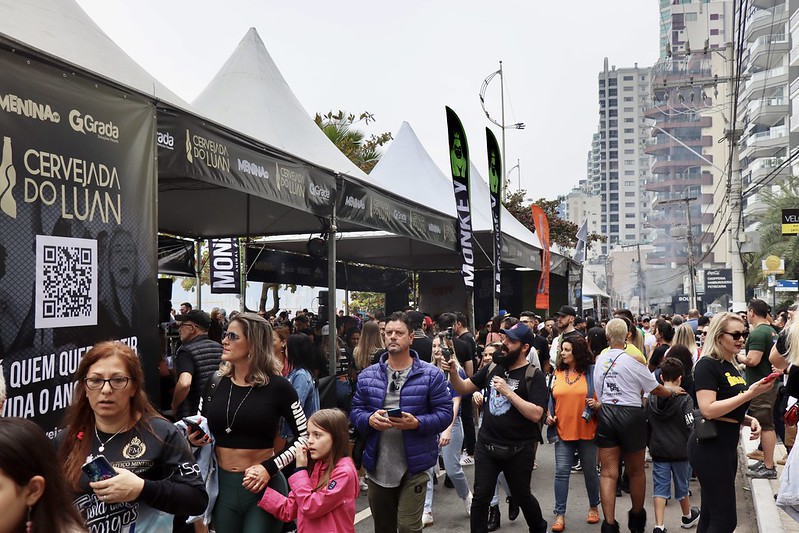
[687,421,740,533]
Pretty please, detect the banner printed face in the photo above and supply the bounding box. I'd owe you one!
[336,180,457,250]
[209,238,240,294]
[446,107,474,289]
[486,128,502,300]
[0,48,158,429]
[158,112,334,216]
[531,205,551,310]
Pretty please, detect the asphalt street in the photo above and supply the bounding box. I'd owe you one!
[353,439,758,532]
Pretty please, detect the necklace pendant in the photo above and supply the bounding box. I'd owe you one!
[98,445,105,453]
[225,427,232,434]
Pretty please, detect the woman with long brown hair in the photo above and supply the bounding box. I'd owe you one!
[190,312,308,533]
[57,341,207,532]
[353,320,385,371]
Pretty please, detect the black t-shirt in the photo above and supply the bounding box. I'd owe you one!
[532,335,550,362]
[459,331,477,358]
[470,363,547,445]
[412,336,433,363]
[650,344,669,370]
[693,357,750,422]
[452,337,473,370]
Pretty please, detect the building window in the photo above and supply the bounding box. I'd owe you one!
[625,224,636,229]
[610,193,619,201]
[625,234,636,240]
[610,214,619,222]
[624,159,634,165]
[624,96,634,102]
[624,86,634,92]
[625,191,635,197]
[625,213,635,218]
[624,139,635,144]
[609,79,617,86]
[625,170,635,175]
[624,181,635,186]
[710,13,719,21]
[710,29,719,35]
[623,75,634,81]
[609,99,618,107]
[625,202,635,207]
[610,225,619,233]
[609,89,618,96]
[624,149,635,154]
[624,117,634,123]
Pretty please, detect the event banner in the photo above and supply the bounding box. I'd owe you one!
[336,179,458,250]
[531,205,551,310]
[209,238,241,294]
[486,128,502,301]
[157,111,334,216]
[446,107,474,289]
[246,247,409,292]
[158,234,195,277]
[501,235,542,270]
[0,47,159,428]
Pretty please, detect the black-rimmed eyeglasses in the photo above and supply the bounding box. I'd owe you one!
[85,377,131,390]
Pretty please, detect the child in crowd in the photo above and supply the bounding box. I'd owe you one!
[646,358,700,533]
[258,409,359,533]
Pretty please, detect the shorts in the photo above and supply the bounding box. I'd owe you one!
[652,460,691,500]
[748,385,779,431]
[594,404,647,453]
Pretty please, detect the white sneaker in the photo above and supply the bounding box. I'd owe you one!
[460,453,475,466]
[464,490,473,516]
[359,477,368,491]
[422,511,434,527]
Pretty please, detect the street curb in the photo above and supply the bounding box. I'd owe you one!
[741,426,787,533]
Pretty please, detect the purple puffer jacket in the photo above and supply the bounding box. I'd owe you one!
[350,350,453,476]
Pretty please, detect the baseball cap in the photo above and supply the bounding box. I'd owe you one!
[175,310,212,329]
[554,305,577,317]
[500,322,535,346]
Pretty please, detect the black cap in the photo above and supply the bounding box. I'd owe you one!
[175,310,212,329]
[554,305,577,317]
[406,311,424,329]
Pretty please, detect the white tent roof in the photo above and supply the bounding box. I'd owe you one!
[0,0,190,108]
[192,28,367,179]
[583,276,610,299]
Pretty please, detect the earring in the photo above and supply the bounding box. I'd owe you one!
[26,506,32,533]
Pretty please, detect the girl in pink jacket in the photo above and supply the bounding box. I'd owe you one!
[259,409,359,533]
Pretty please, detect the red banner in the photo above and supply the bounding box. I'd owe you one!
[531,205,550,310]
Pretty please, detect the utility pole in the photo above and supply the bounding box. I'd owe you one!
[659,195,698,309]
[620,243,647,314]
[724,43,745,305]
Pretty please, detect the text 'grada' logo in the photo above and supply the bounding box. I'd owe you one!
[344,195,365,210]
[157,131,174,150]
[69,110,119,142]
[308,182,331,201]
[0,93,60,123]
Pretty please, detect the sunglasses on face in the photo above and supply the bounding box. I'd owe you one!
[222,331,241,341]
[722,331,745,341]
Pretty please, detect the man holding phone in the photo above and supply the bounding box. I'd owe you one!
[350,312,453,532]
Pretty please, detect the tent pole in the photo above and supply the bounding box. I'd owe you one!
[328,178,339,377]
[196,239,202,311]
[241,196,250,312]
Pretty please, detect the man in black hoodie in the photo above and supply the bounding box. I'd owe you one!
[646,359,700,533]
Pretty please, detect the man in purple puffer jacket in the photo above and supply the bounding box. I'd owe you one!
[351,311,453,532]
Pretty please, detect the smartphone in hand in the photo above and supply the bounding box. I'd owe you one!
[386,408,403,418]
[182,418,207,440]
[763,372,782,384]
[82,455,117,482]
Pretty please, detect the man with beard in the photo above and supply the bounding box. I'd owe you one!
[444,322,548,533]
[350,312,453,532]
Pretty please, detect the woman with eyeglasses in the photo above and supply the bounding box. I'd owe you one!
[57,341,208,532]
[688,312,774,532]
[190,313,309,533]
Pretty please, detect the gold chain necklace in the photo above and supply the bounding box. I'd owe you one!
[564,368,582,386]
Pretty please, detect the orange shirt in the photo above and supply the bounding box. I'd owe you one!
[552,369,597,441]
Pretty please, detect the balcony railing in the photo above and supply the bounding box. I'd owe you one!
[745,66,788,92]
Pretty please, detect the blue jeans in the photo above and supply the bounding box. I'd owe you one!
[554,439,600,515]
[425,418,470,512]
[652,460,691,500]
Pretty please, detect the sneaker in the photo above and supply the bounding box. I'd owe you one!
[654,527,667,533]
[422,511,434,527]
[460,453,475,466]
[747,449,765,461]
[747,460,763,471]
[571,460,583,473]
[681,507,700,529]
[464,491,473,516]
[747,464,778,479]
[359,477,368,491]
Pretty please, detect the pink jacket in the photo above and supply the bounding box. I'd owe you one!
[258,456,359,533]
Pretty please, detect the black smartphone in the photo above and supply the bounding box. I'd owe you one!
[182,418,207,439]
[386,408,403,418]
[81,455,117,482]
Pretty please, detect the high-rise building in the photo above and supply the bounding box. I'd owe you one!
[562,179,601,261]
[593,59,652,255]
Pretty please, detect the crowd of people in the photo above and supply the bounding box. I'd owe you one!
[4,298,799,533]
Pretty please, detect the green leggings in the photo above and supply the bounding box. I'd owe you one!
[214,468,288,533]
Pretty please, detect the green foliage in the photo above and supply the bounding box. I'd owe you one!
[746,176,799,288]
[502,189,605,250]
[314,110,393,174]
[348,291,385,314]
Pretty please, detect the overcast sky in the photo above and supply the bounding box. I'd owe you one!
[75,0,660,201]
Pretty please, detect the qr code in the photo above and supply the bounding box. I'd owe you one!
[35,235,98,329]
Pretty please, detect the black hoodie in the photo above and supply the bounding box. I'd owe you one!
[646,392,694,462]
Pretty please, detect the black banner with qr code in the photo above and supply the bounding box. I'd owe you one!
[0,46,159,431]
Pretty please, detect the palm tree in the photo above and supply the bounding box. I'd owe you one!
[314,111,392,174]
[746,176,799,287]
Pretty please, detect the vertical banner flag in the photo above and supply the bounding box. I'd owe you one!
[531,205,551,310]
[446,107,474,289]
[486,128,502,302]
[0,48,159,426]
[574,220,588,263]
[209,238,241,294]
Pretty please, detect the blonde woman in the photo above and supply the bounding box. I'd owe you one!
[672,323,699,363]
[353,320,385,371]
[688,312,773,532]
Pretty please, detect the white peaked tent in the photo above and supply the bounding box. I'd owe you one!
[583,276,610,299]
[0,0,190,109]
[192,28,366,179]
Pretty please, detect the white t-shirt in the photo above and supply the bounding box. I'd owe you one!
[594,348,659,407]
[644,332,657,356]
